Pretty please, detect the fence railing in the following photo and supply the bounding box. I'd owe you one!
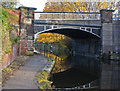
[34,12,100,20]
[53,80,99,90]
[34,12,120,21]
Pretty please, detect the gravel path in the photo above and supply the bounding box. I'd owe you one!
[3,54,48,89]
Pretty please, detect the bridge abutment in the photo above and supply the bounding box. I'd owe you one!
[100,9,115,53]
[101,23,113,53]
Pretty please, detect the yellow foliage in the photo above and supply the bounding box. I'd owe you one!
[37,33,65,43]
[43,2,115,13]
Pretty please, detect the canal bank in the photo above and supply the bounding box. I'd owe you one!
[35,55,55,90]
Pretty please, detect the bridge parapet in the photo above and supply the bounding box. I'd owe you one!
[34,12,100,20]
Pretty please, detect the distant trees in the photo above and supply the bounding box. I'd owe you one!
[39,1,115,19]
[2,2,17,9]
[43,2,115,12]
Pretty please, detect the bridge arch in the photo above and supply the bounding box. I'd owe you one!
[34,27,101,39]
[34,27,101,57]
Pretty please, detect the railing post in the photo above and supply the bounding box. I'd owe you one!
[90,28,93,33]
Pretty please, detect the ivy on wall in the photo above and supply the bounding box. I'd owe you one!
[2,7,19,58]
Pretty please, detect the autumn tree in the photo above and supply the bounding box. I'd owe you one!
[43,1,115,12]
[37,33,65,43]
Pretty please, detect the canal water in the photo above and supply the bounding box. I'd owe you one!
[50,55,99,88]
[36,50,100,88]
[35,44,120,90]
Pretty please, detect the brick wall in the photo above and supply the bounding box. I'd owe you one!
[2,44,18,68]
[19,40,27,55]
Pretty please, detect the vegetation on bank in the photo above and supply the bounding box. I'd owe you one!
[1,6,19,61]
[35,59,55,90]
[36,33,72,59]
[25,50,34,56]
[35,70,53,90]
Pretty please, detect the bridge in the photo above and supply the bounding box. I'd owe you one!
[18,6,120,56]
[16,7,120,55]
[33,12,102,57]
[12,6,120,90]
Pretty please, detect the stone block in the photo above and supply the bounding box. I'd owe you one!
[102,40,113,45]
[102,35,113,40]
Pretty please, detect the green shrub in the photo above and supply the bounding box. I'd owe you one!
[2,68,12,73]
[25,50,34,56]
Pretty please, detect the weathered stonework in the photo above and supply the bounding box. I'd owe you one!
[18,6,36,55]
[100,9,115,53]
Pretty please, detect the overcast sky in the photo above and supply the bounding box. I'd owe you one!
[19,0,47,11]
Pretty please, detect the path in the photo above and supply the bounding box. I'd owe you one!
[3,54,48,89]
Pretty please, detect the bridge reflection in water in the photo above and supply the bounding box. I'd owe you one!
[36,49,120,90]
[37,50,100,88]
[50,55,99,88]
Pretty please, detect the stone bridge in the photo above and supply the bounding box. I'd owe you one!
[18,6,120,56]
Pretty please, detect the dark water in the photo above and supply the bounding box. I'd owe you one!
[35,43,100,88]
[51,68,98,88]
[50,55,99,88]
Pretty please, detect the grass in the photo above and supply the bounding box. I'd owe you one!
[48,59,54,62]
[2,68,12,73]
[35,70,53,90]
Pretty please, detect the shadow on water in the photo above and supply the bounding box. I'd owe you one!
[100,59,120,89]
[51,68,98,88]
[50,54,99,88]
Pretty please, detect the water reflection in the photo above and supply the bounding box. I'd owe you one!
[35,43,120,89]
[38,51,99,88]
[100,60,120,89]
[72,55,100,76]
[51,68,98,88]
[39,51,72,73]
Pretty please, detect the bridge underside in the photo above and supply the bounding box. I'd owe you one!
[35,28,101,56]
[36,28,100,39]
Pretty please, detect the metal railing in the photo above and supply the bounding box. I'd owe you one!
[53,80,99,90]
[34,12,100,20]
[34,12,120,21]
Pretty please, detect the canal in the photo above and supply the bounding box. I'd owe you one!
[35,44,100,88]
[49,54,99,88]
[34,33,120,89]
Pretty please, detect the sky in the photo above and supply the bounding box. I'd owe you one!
[19,0,47,11]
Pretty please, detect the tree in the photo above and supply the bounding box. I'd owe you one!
[2,2,17,9]
[43,1,115,12]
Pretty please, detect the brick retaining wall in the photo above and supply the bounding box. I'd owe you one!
[2,44,18,68]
